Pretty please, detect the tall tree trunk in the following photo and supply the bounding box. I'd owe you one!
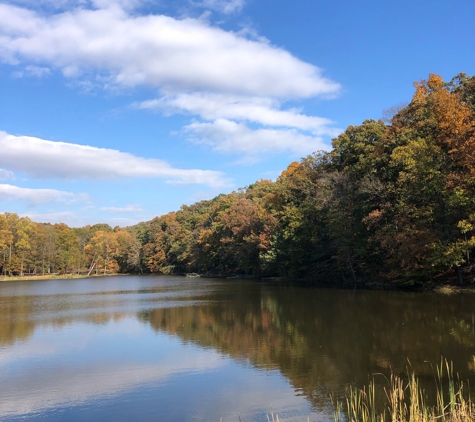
[87,260,96,276]
[346,245,357,286]
[8,244,12,276]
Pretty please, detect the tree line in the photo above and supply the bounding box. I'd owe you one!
[0,216,143,276]
[1,73,474,287]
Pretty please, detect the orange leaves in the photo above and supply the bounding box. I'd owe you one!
[362,208,386,226]
[433,90,475,176]
[279,161,300,178]
[408,73,475,178]
[412,80,429,103]
[412,74,444,103]
[427,73,444,90]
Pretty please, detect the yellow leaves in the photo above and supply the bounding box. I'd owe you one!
[413,80,429,103]
[427,73,444,90]
[431,84,473,162]
[14,216,35,253]
[85,230,120,274]
[412,74,444,103]
[409,73,475,177]
[197,228,213,246]
[434,90,471,135]
[0,214,13,250]
[457,220,473,234]
[390,138,443,187]
[429,238,475,268]
[391,145,417,169]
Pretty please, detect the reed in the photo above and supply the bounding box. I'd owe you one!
[333,359,474,422]
[265,411,311,422]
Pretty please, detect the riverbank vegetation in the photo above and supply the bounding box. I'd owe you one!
[333,360,474,422]
[1,73,475,288]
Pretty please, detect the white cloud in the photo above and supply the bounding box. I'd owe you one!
[0,1,341,167]
[192,0,245,14]
[136,93,340,136]
[90,0,146,10]
[0,184,83,205]
[0,3,340,98]
[20,211,140,227]
[21,211,80,224]
[0,168,14,180]
[3,0,145,11]
[12,64,51,78]
[184,119,328,157]
[0,131,229,188]
[0,352,224,418]
[108,217,141,226]
[100,204,143,213]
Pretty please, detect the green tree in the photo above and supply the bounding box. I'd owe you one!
[55,224,81,274]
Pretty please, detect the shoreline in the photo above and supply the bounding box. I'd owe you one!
[1,273,474,294]
[0,274,124,282]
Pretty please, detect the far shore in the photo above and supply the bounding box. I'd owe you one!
[1,273,474,294]
[0,274,124,282]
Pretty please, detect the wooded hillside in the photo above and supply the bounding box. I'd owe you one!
[2,73,475,287]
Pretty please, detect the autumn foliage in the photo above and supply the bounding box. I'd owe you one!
[2,73,475,287]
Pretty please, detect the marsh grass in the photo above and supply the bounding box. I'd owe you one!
[333,359,474,422]
[266,411,311,422]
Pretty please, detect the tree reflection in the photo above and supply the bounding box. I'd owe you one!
[1,280,475,413]
[0,291,129,346]
[138,284,475,410]
[0,295,35,346]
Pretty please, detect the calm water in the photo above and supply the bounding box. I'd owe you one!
[1,276,475,421]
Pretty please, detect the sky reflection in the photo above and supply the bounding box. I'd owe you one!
[0,315,320,421]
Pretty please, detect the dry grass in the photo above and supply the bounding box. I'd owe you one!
[266,411,310,422]
[434,285,475,295]
[333,360,474,422]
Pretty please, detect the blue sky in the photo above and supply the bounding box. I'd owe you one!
[0,0,474,227]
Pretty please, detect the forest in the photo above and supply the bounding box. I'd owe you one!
[1,73,475,288]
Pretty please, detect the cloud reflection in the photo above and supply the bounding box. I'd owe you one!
[0,320,225,418]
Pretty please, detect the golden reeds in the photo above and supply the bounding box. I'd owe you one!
[334,359,474,422]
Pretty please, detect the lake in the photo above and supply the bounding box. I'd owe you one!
[1,276,474,421]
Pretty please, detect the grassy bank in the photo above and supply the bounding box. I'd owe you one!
[264,359,475,422]
[332,360,474,422]
[0,274,121,282]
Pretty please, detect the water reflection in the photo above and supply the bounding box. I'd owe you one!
[1,277,475,421]
[139,283,475,409]
[1,322,226,419]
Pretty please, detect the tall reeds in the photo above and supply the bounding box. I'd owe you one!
[333,359,474,422]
